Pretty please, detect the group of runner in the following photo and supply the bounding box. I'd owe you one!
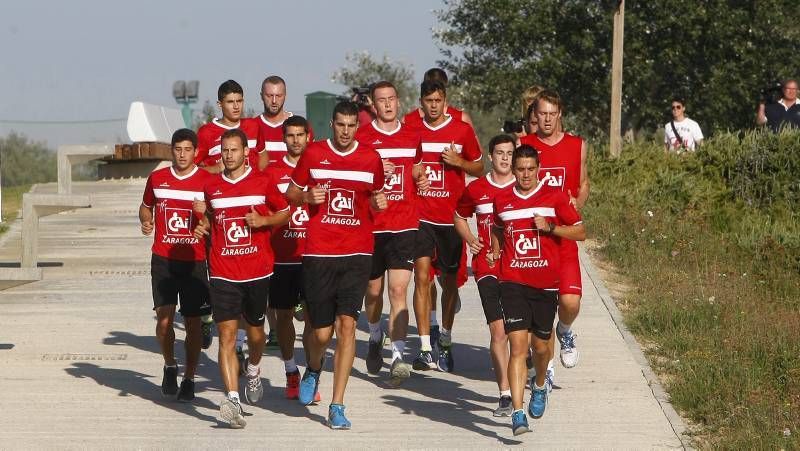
[139,68,589,436]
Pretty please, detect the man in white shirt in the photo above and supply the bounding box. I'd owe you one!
[664,97,703,152]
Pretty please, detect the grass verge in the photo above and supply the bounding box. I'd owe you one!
[0,184,32,235]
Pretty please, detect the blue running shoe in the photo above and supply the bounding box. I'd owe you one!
[327,404,351,430]
[528,386,548,418]
[412,350,436,371]
[511,410,530,436]
[429,325,440,351]
[298,369,320,406]
[437,345,454,372]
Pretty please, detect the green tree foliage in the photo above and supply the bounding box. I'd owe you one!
[435,0,800,138]
[0,132,56,186]
[332,51,417,115]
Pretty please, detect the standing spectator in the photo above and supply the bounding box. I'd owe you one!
[756,78,800,132]
[664,97,703,152]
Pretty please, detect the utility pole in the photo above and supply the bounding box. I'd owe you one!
[609,0,624,158]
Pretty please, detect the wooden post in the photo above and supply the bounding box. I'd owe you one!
[609,0,625,158]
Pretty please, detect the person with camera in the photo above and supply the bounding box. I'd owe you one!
[756,78,799,132]
[664,96,703,153]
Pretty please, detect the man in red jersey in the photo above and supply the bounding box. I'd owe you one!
[355,81,429,385]
[140,128,213,402]
[488,144,585,436]
[195,80,260,173]
[255,75,314,171]
[192,129,290,428]
[402,68,474,128]
[519,90,589,377]
[264,115,319,402]
[454,134,516,416]
[411,79,484,374]
[286,101,387,429]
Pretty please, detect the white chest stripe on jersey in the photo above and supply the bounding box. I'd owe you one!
[210,195,266,209]
[153,188,205,201]
[277,183,289,193]
[377,148,417,159]
[265,141,288,151]
[421,142,463,154]
[498,207,556,221]
[310,169,374,184]
[474,203,493,214]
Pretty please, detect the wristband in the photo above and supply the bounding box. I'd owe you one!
[548,222,556,233]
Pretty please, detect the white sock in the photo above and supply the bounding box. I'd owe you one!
[533,381,546,390]
[368,321,382,342]
[284,358,297,374]
[556,321,571,336]
[500,389,511,397]
[391,340,405,361]
[420,335,432,351]
[227,391,240,401]
[512,408,524,415]
[430,311,439,327]
[548,359,555,371]
[235,330,246,349]
[246,362,259,377]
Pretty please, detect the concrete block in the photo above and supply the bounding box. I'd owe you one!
[0,267,42,290]
[126,101,184,143]
[57,144,114,194]
[21,193,91,268]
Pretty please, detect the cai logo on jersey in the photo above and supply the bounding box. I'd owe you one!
[425,163,445,190]
[327,188,355,217]
[512,228,541,259]
[384,165,404,193]
[290,206,309,230]
[539,167,565,190]
[165,208,192,237]
[223,217,251,247]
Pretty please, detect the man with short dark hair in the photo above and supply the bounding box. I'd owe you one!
[193,128,290,428]
[139,128,213,402]
[286,101,387,429]
[664,96,703,152]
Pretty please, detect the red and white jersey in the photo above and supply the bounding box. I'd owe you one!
[255,113,315,167]
[195,117,260,170]
[455,174,515,282]
[403,106,464,130]
[415,115,482,226]
[519,133,583,197]
[204,167,289,282]
[492,181,582,290]
[265,157,308,264]
[142,166,212,262]
[291,139,384,257]
[356,120,423,233]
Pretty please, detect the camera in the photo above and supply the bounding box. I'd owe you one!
[502,119,525,134]
[352,86,372,107]
[759,82,782,104]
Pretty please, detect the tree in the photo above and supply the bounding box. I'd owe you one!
[0,132,56,186]
[332,51,417,115]
[435,0,800,139]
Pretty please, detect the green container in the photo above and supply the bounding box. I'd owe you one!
[305,91,340,141]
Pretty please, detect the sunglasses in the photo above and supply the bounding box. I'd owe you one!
[671,105,683,110]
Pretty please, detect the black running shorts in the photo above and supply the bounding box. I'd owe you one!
[414,221,463,274]
[303,255,371,328]
[499,282,558,339]
[150,254,211,317]
[370,231,416,280]
[209,277,270,326]
[477,276,503,324]
[269,264,304,310]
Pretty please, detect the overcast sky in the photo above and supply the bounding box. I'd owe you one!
[0,0,449,148]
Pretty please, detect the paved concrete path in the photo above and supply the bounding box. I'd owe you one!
[0,180,688,449]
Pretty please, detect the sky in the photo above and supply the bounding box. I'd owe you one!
[0,0,450,148]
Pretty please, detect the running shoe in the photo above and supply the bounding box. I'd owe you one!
[201,316,214,350]
[176,379,195,402]
[298,369,321,406]
[265,330,279,350]
[244,369,263,404]
[327,404,352,430]
[528,385,548,419]
[556,329,579,368]
[293,303,305,322]
[285,370,300,399]
[429,325,441,352]
[511,410,530,436]
[236,347,247,376]
[493,395,513,417]
[412,350,436,371]
[366,333,385,375]
[161,366,178,396]
[220,396,247,429]
[437,345,454,373]
[389,358,411,386]
[545,366,555,394]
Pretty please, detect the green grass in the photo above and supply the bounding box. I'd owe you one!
[0,184,32,235]
[584,131,799,449]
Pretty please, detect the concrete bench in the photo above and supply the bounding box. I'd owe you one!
[21,193,91,269]
[57,144,114,194]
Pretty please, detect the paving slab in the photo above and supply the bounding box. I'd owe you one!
[0,180,688,449]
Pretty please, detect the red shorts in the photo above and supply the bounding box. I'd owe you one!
[431,242,468,288]
[559,240,582,296]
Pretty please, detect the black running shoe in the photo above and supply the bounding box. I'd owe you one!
[176,379,195,402]
[412,350,436,371]
[161,366,179,396]
[201,318,214,350]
